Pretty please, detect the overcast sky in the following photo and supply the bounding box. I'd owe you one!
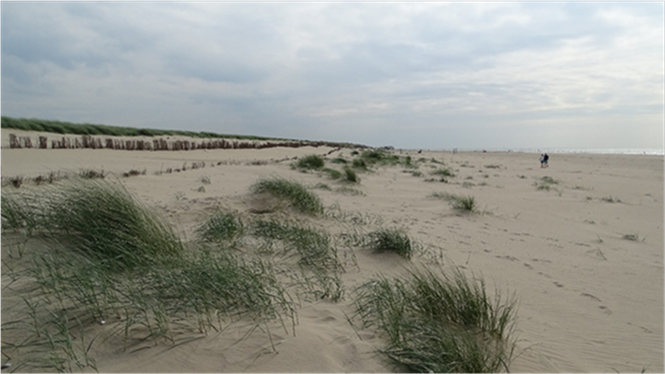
[2,1,663,150]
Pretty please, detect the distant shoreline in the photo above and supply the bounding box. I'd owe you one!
[399,148,665,156]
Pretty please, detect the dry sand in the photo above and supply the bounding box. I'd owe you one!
[1,130,663,372]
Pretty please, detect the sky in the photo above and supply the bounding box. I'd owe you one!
[1,1,664,150]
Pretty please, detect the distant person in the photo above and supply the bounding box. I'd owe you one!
[543,153,549,168]
[540,154,545,168]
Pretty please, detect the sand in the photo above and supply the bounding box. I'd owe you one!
[1,130,663,373]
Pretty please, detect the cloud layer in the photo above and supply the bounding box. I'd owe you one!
[2,2,663,149]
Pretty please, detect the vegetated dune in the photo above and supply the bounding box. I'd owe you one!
[2,131,663,373]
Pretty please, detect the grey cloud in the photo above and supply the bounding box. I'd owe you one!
[1,2,662,150]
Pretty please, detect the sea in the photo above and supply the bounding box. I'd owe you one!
[452,148,664,156]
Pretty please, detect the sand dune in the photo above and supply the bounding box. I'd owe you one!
[1,132,663,373]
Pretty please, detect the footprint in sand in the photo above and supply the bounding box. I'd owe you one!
[552,281,564,288]
[580,292,601,302]
[580,293,612,314]
[495,255,520,261]
[598,305,612,315]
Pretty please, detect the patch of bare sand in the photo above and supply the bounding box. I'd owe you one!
[2,139,663,372]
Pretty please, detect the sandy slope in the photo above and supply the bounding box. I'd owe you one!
[1,131,663,373]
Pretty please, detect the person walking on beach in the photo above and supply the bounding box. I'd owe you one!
[540,154,545,168]
[543,153,549,168]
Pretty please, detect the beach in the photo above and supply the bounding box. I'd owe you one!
[2,130,663,373]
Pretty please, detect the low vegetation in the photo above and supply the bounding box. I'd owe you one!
[293,154,325,171]
[430,168,455,178]
[1,179,296,371]
[352,265,517,373]
[343,166,360,183]
[367,228,414,259]
[196,211,244,244]
[430,192,477,212]
[2,116,283,141]
[252,219,340,270]
[250,177,324,215]
[534,176,558,191]
[2,158,521,372]
[322,168,342,180]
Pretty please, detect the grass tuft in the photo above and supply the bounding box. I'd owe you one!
[430,192,477,212]
[352,265,517,373]
[534,176,558,191]
[1,194,40,233]
[196,211,244,243]
[250,177,324,215]
[322,168,342,180]
[293,154,325,170]
[431,168,455,178]
[343,166,360,183]
[368,228,413,259]
[331,157,348,164]
[42,179,184,270]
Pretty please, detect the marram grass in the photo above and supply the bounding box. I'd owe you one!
[368,228,413,259]
[294,154,325,170]
[196,210,244,243]
[352,265,517,373]
[430,192,477,212]
[252,219,340,270]
[250,177,324,215]
[41,179,185,270]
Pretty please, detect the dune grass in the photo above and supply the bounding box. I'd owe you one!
[40,179,184,270]
[430,192,477,212]
[1,194,40,234]
[431,168,456,178]
[196,211,244,244]
[250,219,344,301]
[368,228,413,259]
[534,176,558,191]
[331,157,348,164]
[252,219,340,271]
[1,179,298,371]
[343,166,360,183]
[250,177,324,215]
[293,154,326,171]
[322,168,342,180]
[334,186,365,196]
[352,265,517,373]
[352,158,369,171]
